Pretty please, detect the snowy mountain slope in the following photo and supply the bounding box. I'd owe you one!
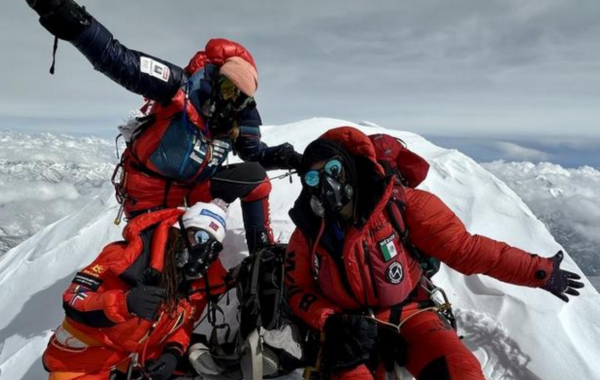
[0,119,599,380]
[0,132,115,255]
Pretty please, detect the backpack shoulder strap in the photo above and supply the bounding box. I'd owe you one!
[386,191,428,268]
[386,192,410,248]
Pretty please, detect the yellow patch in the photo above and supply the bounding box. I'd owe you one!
[91,265,104,274]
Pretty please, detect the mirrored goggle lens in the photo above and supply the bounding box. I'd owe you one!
[218,77,240,101]
[304,170,320,187]
[324,159,343,176]
[192,229,211,245]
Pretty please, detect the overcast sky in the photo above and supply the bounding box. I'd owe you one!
[1,0,599,165]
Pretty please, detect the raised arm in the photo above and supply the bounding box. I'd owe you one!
[27,0,186,102]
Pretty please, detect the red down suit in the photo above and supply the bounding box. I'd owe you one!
[285,127,554,380]
[43,209,229,379]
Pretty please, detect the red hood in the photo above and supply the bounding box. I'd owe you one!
[319,127,385,176]
[185,38,257,75]
[119,209,184,274]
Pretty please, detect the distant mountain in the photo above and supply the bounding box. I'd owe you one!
[0,131,116,255]
[482,161,600,284]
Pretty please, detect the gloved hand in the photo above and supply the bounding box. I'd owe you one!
[26,0,91,40]
[541,251,584,302]
[145,349,181,380]
[270,143,303,171]
[26,0,61,15]
[126,286,166,321]
[322,314,378,371]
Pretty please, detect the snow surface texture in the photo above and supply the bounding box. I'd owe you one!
[0,132,115,255]
[482,161,600,291]
[0,119,599,380]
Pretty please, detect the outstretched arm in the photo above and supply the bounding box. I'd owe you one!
[27,0,186,102]
[235,109,303,171]
[405,188,554,288]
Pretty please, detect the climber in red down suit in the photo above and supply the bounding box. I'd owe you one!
[43,201,232,380]
[285,127,584,380]
[25,0,303,253]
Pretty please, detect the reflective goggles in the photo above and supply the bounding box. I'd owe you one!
[188,229,223,252]
[303,158,343,188]
[216,76,255,112]
[191,229,211,245]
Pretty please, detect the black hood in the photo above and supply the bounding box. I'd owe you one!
[290,153,390,239]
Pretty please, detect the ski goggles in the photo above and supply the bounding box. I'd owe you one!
[178,226,224,278]
[303,158,343,188]
[215,76,255,112]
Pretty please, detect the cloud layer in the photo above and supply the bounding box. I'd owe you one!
[0,132,115,254]
[483,160,600,276]
[2,0,599,137]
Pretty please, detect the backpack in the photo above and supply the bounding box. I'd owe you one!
[369,134,441,278]
[189,245,306,380]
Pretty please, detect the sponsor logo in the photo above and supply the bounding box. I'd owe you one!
[140,57,171,82]
[200,209,226,228]
[385,262,404,285]
[73,272,103,291]
[189,152,205,165]
[209,221,219,232]
[91,265,104,274]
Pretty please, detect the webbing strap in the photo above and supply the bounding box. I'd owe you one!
[387,200,427,266]
[389,304,403,326]
[49,36,58,75]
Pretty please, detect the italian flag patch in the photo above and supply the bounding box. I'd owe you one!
[379,234,398,261]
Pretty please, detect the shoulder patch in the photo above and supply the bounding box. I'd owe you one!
[72,272,103,291]
[140,57,171,82]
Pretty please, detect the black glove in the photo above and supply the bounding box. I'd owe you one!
[322,314,378,372]
[26,0,91,40]
[541,251,584,302]
[126,286,166,321]
[145,349,181,380]
[268,143,303,171]
[26,0,62,15]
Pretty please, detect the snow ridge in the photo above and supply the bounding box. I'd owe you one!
[0,120,599,380]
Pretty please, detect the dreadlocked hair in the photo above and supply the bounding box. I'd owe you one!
[160,227,186,312]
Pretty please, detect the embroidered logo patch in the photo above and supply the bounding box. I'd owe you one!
[72,272,103,291]
[385,262,404,285]
[378,233,398,262]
